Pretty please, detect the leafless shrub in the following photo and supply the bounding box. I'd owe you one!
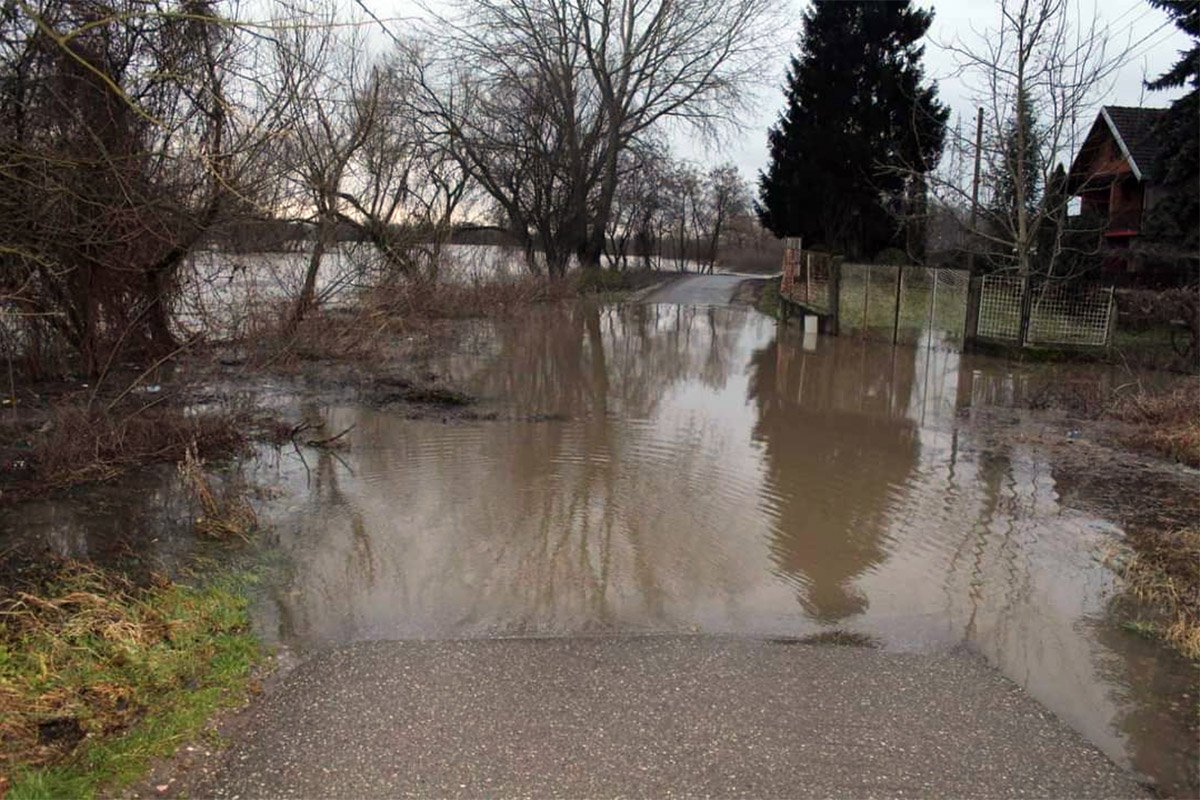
[0,0,282,377]
[178,443,257,540]
[1,403,246,501]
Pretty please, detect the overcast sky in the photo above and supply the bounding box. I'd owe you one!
[379,0,1190,182]
[713,0,1191,182]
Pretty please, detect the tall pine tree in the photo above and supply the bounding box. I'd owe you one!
[755,1,947,259]
[1143,0,1199,255]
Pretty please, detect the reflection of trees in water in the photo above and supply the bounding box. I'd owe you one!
[457,304,756,631]
[464,302,745,417]
[0,467,198,570]
[747,334,921,621]
[274,304,762,639]
[270,401,379,644]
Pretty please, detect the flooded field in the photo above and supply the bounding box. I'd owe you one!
[3,299,1196,795]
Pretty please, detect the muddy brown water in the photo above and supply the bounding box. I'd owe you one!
[3,300,1197,796]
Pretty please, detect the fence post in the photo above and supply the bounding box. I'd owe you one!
[805,252,813,304]
[862,264,871,334]
[926,267,938,349]
[828,256,842,336]
[1105,288,1118,349]
[891,266,904,345]
[964,273,982,348]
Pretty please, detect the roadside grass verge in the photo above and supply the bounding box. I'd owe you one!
[0,555,261,799]
[1109,383,1200,468]
[755,280,782,319]
[1111,526,1200,661]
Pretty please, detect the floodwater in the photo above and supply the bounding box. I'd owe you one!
[3,297,1197,795]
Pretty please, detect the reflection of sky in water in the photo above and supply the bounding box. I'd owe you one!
[1,303,1194,796]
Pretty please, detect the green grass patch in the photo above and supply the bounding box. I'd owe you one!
[756,280,782,319]
[1,556,261,799]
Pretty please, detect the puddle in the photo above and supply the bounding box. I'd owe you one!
[2,301,1196,795]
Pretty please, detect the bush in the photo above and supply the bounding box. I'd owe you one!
[873,247,909,266]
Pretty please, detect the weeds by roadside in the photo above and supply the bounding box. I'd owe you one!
[0,554,261,798]
[755,280,782,318]
[1109,526,1200,660]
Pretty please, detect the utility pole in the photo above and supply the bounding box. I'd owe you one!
[964,107,984,347]
[969,107,983,270]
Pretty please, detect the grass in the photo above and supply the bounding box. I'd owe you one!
[1109,383,1200,468]
[1111,526,1200,661]
[0,556,262,798]
[755,280,782,319]
[1112,323,1196,372]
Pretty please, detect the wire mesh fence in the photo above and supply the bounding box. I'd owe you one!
[1027,283,1115,347]
[780,240,834,314]
[976,275,1023,341]
[837,264,969,348]
[975,275,1114,347]
[778,246,1113,351]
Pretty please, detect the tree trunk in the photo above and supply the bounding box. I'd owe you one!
[291,208,336,329]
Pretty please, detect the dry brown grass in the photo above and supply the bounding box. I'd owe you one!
[248,276,579,368]
[177,444,258,541]
[1113,526,1200,660]
[0,402,247,504]
[1110,383,1200,468]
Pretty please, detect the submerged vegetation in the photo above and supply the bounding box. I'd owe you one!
[1112,526,1200,661]
[0,555,261,798]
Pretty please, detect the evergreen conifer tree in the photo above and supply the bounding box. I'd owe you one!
[755,0,947,259]
[1143,0,1199,254]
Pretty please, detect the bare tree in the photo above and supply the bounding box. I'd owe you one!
[415,0,778,277]
[701,164,749,273]
[0,0,280,374]
[926,0,1133,280]
[266,3,381,325]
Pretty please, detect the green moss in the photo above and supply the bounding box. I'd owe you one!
[1,561,262,799]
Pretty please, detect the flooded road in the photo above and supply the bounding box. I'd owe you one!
[4,293,1197,795]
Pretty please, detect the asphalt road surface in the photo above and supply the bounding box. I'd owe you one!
[641,274,755,305]
[191,637,1145,799]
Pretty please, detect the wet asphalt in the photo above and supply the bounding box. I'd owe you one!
[191,275,1147,797]
[193,637,1145,798]
[642,274,752,305]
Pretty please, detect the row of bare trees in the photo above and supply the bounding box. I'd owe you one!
[605,149,754,274]
[1,0,779,375]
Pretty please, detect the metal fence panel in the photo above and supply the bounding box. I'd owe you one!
[976,275,1023,341]
[780,241,833,314]
[930,268,970,347]
[1027,284,1114,347]
[896,266,933,345]
[836,264,966,349]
